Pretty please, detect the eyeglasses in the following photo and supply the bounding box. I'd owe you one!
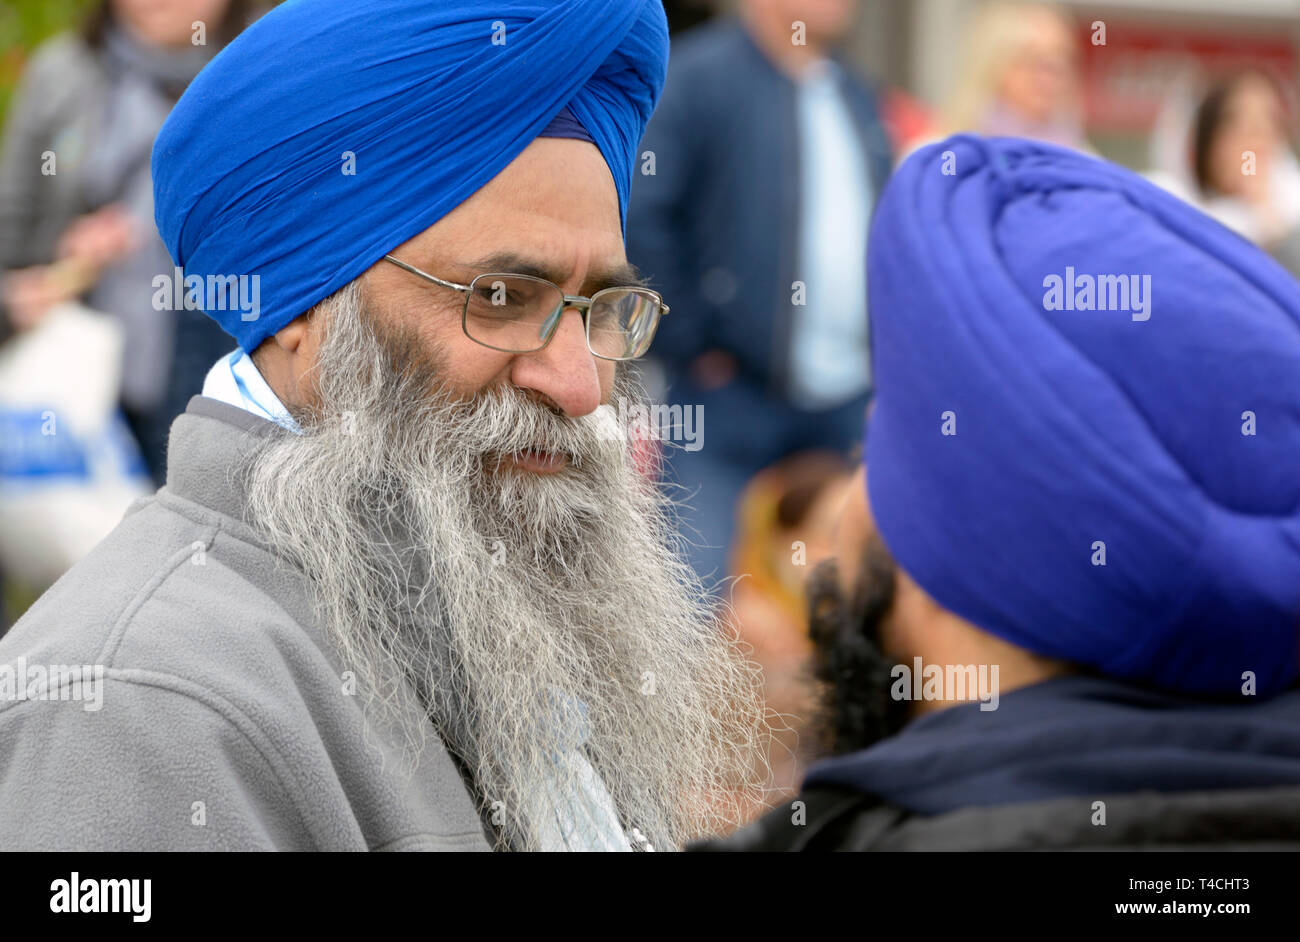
[383,255,668,361]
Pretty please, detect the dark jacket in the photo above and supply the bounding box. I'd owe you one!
[696,675,1300,850]
[626,17,892,402]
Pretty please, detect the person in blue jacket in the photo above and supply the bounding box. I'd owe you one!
[627,0,892,588]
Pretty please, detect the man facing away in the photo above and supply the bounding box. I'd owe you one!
[0,0,769,852]
[702,135,1300,851]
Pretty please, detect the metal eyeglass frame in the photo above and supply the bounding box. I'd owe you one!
[382,254,668,361]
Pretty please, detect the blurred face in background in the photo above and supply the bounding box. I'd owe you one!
[726,457,853,784]
[111,0,231,48]
[752,0,858,46]
[996,6,1079,124]
[1205,73,1288,197]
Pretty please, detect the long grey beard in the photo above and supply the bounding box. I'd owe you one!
[240,281,770,851]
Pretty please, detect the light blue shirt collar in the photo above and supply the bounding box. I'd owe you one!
[200,349,302,434]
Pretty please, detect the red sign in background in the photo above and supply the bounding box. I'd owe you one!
[1079,23,1298,132]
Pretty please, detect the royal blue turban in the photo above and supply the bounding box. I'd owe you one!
[867,135,1300,697]
[152,0,668,352]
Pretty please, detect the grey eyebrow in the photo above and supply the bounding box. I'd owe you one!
[460,253,647,295]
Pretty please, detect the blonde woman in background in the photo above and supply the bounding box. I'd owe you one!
[940,0,1090,151]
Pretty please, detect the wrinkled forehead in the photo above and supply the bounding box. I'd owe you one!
[393,138,626,285]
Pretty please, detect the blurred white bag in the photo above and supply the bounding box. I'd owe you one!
[0,301,153,587]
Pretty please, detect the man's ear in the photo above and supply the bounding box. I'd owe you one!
[271,313,312,354]
[250,312,316,412]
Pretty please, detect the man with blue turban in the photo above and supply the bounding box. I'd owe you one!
[702,135,1300,851]
[0,0,769,852]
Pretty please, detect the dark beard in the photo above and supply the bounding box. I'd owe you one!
[804,538,910,757]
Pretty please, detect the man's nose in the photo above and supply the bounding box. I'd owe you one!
[509,305,602,417]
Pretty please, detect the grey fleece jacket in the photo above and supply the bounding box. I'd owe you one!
[0,395,491,851]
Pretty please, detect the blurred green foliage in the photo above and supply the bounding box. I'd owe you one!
[0,0,99,125]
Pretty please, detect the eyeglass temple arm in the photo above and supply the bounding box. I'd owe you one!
[382,254,472,293]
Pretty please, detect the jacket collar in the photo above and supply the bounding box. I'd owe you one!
[802,674,1300,815]
[160,394,285,542]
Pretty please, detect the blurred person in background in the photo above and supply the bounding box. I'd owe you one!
[939,0,1089,151]
[701,136,1300,851]
[627,0,892,590]
[1150,69,1300,279]
[0,0,252,484]
[726,451,853,813]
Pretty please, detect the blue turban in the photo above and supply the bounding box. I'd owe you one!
[152,0,668,352]
[867,135,1300,697]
